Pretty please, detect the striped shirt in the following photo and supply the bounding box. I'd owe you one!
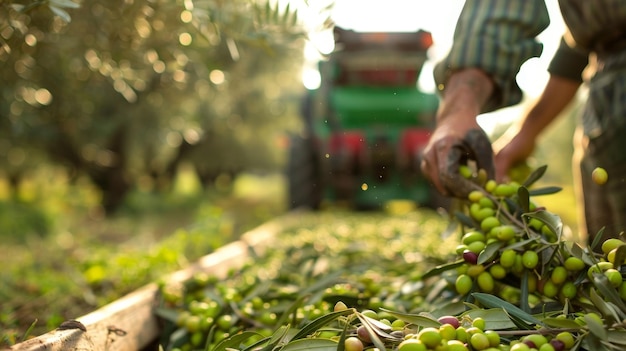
[434,0,626,113]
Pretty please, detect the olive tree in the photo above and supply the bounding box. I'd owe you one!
[1,0,325,213]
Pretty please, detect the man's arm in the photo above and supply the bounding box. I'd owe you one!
[492,37,589,181]
[421,69,494,196]
[493,75,582,181]
[434,0,551,113]
[422,1,551,195]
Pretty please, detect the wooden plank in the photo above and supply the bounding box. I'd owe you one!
[7,212,303,351]
[5,283,161,351]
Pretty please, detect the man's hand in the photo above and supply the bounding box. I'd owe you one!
[421,116,494,197]
[493,128,536,183]
[421,68,495,198]
[492,75,581,182]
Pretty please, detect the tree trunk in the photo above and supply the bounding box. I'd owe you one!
[87,126,131,214]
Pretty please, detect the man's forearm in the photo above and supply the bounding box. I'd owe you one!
[515,75,581,140]
[437,69,495,123]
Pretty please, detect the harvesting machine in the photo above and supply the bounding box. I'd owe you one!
[287,26,445,210]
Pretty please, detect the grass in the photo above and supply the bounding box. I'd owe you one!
[0,170,287,347]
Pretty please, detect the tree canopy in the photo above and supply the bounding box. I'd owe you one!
[1,0,331,212]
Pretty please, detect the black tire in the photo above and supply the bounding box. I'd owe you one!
[286,134,323,210]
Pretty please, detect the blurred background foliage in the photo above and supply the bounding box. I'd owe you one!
[1,0,326,214]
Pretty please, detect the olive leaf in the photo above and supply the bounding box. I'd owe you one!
[588,286,621,324]
[517,186,530,213]
[378,309,442,329]
[589,227,607,252]
[165,328,189,350]
[50,0,80,8]
[420,259,465,280]
[153,307,180,324]
[472,293,543,327]
[356,313,390,350]
[477,241,503,265]
[527,186,563,196]
[501,237,536,251]
[522,210,564,240]
[357,314,393,332]
[335,316,351,351]
[290,309,354,341]
[213,331,265,351]
[280,338,338,351]
[591,273,626,315]
[519,270,530,314]
[581,334,612,351]
[242,336,273,351]
[607,330,626,346]
[579,247,601,267]
[461,308,516,330]
[429,301,467,319]
[541,317,584,329]
[583,313,608,340]
[48,5,72,22]
[521,164,547,188]
[539,244,560,277]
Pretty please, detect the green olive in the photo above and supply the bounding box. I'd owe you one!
[564,257,585,271]
[469,332,490,350]
[462,231,487,245]
[344,336,364,351]
[560,282,577,299]
[521,250,539,269]
[555,331,575,349]
[477,272,495,292]
[455,274,473,295]
[601,238,625,255]
[499,249,517,268]
[480,216,501,232]
[398,338,427,351]
[493,183,517,197]
[592,167,608,185]
[484,330,500,347]
[542,280,559,298]
[417,327,442,349]
[604,268,623,288]
[550,266,568,285]
[489,264,507,279]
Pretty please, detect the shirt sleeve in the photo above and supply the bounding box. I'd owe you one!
[433,0,551,113]
[547,36,589,82]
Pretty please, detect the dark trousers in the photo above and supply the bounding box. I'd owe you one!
[573,51,626,246]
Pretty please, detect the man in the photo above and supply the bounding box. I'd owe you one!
[420,0,626,245]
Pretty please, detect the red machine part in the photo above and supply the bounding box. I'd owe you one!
[328,132,367,175]
[329,132,365,154]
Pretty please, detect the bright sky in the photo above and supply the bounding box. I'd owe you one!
[300,0,567,129]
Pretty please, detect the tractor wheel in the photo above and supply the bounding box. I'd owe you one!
[286,134,323,210]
